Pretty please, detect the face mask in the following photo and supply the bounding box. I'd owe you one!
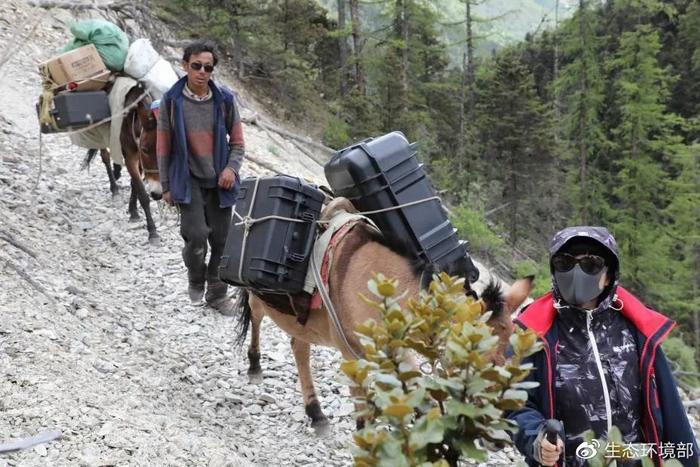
[554,264,608,306]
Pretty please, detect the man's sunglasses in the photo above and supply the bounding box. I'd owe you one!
[190,62,214,73]
[552,253,606,275]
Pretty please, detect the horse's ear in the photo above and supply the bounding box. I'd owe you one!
[504,275,534,314]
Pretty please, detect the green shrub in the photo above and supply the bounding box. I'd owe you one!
[322,114,350,149]
[449,206,506,260]
[662,336,699,389]
[341,273,541,466]
[513,258,551,298]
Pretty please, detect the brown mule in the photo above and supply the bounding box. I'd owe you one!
[83,83,161,244]
[233,204,533,431]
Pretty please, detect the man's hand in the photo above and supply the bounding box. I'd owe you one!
[539,436,563,466]
[218,167,237,190]
[163,191,174,206]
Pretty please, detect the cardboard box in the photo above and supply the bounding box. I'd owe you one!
[69,69,112,92]
[39,44,107,87]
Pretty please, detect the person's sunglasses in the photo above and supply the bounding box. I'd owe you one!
[552,253,606,275]
[190,62,214,73]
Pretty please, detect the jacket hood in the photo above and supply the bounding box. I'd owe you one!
[549,226,620,312]
[549,226,620,260]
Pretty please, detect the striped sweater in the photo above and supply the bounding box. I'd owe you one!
[156,85,245,192]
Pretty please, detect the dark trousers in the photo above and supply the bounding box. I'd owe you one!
[179,178,232,302]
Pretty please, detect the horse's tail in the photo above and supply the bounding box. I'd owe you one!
[233,288,251,348]
[480,279,505,319]
[82,148,98,170]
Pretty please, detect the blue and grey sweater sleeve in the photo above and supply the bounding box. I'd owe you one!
[226,97,245,176]
[156,96,172,193]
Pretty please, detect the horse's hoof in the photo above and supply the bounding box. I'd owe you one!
[129,216,140,223]
[311,419,331,437]
[148,235,161,246]
[247,371,263,384]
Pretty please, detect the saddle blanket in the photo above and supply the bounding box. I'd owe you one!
[304,208,379,311]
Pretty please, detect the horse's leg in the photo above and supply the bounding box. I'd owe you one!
[125,153,159,244]
[291,337,330,433]
[247,301,264,383]
[100,149,119,197]
[349,386,367,430]
[128,181,139,221]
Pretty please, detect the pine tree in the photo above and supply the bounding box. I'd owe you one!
[373,1,449,137]
[454,0,493,201]
[349,0,366,95]
[608,24,685,299]
[555,0,607,225]
[476,49,557,245]
[673,1,700,130]
[337,0,349,96]
[665,146,700,360]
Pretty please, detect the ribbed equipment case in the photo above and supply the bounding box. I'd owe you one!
[38,91,111,133]
[324,131,478,282]
[219,176,325,294]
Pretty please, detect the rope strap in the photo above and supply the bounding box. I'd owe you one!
[236,177,261,283]
[310,242,362,360]
[234,194,442,228]
[352,195,441,216]
[38,83,151,135]
[231,184,442,361]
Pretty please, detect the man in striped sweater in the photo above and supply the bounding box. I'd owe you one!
[157,40,245,313]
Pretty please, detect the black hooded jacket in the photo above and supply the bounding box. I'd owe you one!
[508,226,699,467]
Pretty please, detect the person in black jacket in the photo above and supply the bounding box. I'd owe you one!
[508,226,699,467]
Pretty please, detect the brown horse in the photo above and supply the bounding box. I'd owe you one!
[233,199,533,431]
[83,83,161,244]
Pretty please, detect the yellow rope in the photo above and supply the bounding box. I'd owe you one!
[38,64,59,131]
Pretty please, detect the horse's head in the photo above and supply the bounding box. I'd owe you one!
[134,86,161,200]
[437,242,480,296]
[478,276,534,364]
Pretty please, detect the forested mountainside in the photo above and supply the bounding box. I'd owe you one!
[317,0,577,58]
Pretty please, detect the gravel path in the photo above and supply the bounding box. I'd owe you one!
[0,2,352,466]
[0,2,697,467]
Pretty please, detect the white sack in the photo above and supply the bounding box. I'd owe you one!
[124,38,160,79]
[141,58,178,99]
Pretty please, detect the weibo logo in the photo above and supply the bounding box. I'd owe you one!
[576,440,601,459]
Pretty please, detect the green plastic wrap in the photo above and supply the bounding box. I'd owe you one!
[63,19,129,71]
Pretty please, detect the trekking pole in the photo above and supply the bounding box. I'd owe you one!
[543,419,564,467]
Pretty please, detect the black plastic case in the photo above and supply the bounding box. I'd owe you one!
[219,176,325,293]
[325,131,477,281]
[37,91,111,133]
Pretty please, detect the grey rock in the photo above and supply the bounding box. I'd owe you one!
[259,394,277,404]
[245,405,262,415]
[33,444,48,456]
